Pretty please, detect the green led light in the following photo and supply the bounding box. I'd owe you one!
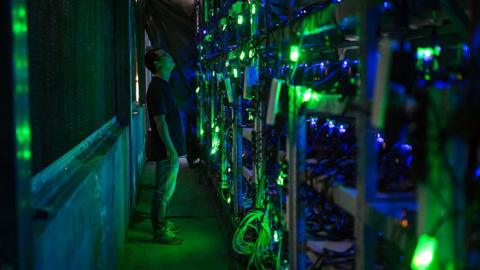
[303,88,312,102]
[17,6,26,17]
[226,60,229,67]
[411,234,438,270]
[417,46,442,59]
[227,196,232,204]
[240,51,246,60]
[233,68,239,78]
[215,126,220,133]
[12,6,28,35]
[17,150,32,160]
[12,3,32,166]
[195,86,200,93]
[16,124,31,144]
[276,176,284,186]
[211,136,220,155]
[276,171,286,186]
[290,45,300,62]
[249,49,254,58]
[273,231,280,242]
[251,4,256,15]
[200,128,204,136]
[220,18,227,31]
[237,14,244,25]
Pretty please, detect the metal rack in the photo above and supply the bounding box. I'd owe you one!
[196,0,472,269]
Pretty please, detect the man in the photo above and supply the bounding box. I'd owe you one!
[145,48,186,245]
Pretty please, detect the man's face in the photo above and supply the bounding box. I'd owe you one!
[154,50,175,72]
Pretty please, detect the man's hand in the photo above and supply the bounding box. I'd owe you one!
[153,115,178,165]
[167,147,178,165]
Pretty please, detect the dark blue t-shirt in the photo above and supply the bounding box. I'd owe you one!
[146,77,186,160]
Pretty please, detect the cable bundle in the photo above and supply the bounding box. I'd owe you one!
[232,208,273,269]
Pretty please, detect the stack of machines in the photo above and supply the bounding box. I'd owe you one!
[195,0,479,269]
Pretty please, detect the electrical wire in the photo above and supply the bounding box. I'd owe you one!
[232,205,274,269]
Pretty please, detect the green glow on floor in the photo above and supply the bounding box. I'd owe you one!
[121,162,235,269]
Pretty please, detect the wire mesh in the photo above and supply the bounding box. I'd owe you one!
[28,0,117,174]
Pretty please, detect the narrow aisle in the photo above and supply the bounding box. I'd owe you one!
[120,159,234,270]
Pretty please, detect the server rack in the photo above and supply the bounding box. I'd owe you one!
[195,0,476,269]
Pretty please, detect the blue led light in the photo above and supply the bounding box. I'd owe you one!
[338,125,346,134]
[376,133,385,144]
[475,167,480,178]
[406,156,413,168]
[328,120,335,129]
[342,60,348,68]
[401,144,413,152]
[434,81,450,90]
[383,1,393,10]
[463,44,471,57]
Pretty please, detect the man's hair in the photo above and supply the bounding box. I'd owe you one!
[145,48,166,74]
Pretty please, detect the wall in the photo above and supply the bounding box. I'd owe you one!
[34,113,145,269]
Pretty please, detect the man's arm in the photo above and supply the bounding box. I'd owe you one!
[153,115,178,159]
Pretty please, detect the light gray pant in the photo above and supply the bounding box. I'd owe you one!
[151,157,179,233]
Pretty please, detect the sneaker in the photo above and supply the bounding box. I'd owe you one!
[166,220,180,233]
[152,229,183,245]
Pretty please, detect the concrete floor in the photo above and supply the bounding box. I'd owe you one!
[119,159,237,270]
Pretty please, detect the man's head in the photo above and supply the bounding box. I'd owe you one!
[145,48,175,75]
